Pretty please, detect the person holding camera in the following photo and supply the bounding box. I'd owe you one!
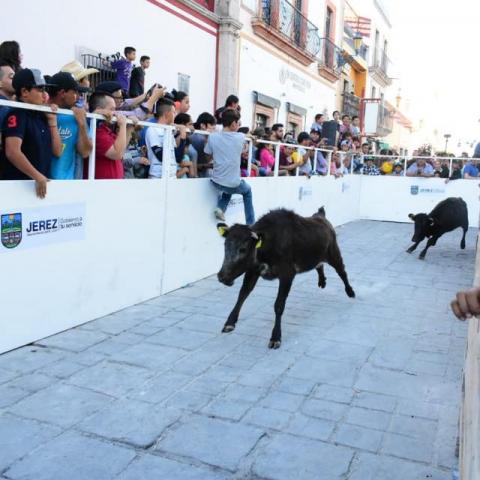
[95,81,165,121]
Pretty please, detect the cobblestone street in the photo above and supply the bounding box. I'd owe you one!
[0,220,475,480]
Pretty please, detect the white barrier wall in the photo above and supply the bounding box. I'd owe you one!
[359,176,480,226]
[1,175,478,353]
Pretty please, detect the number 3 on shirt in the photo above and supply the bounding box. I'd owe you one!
[7,115,17,128]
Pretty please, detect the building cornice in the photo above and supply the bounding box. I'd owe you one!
[174,0,220,23]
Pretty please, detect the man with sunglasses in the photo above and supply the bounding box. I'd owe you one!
[0,68,62,198]
[47,72,92,179]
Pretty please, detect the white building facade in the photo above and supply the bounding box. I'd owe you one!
[1,0,220,119]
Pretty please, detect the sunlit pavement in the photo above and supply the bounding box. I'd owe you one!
[0,220,475,480]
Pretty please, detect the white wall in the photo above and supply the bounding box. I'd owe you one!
[0,0,217,117]
[238,38,337,130]
[359,176,480,226]
[1,174,478,354]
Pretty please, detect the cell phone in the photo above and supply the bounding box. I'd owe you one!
[145,84,159,100]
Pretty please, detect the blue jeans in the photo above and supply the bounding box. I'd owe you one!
[211,179,255,225]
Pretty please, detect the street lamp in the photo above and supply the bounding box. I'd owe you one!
[353,32,363,55]
[444,133,451,152]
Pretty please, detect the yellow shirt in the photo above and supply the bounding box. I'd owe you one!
[381,161,393,174]
[291,151,304,165]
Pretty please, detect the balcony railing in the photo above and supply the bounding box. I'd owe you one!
[317,37,345,77]
[371,48,390,78]
[257,0,321,58]
[342,92,361,117]
[343,24,368,61]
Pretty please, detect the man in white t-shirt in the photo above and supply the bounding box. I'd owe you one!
[205,109,255,225]
[145,99,185,178]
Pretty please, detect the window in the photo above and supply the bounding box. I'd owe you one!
[253,104,274,129]
[256,113,268,129]
[287,112,304,138]
[178,73,190,94]
[325,7,333,39]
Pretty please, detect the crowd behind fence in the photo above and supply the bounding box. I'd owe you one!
[1,99,479,183]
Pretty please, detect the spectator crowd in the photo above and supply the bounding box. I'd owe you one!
[0,39,479,214]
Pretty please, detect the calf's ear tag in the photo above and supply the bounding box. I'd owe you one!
[217,223,229,237]
[255,238,263,249]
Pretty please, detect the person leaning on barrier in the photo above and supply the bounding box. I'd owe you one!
[361,157,381,176]
[174,112,197,177]
[463,159,479,179]
[406,157,434,177]
[0,69,62,198]
[145,99,186,179]
[449,160,463,180]
[296,131,314,177]
[47,72,92,180]
[0,61,15,126]
[61,61,99,110]
[88,92,135,179]
[190,112,216,178]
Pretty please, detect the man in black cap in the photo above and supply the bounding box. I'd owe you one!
[1,68,62,198]
[47,72,92,179]
[95,80,164,120]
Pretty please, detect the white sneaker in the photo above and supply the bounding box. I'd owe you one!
[214,208,226,222]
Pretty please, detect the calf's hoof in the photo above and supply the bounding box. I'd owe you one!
[418,254,426,260]
[318,279,326,288]
[222,324,235,333]
[406,248,414,254]
[268,340,282,349]
[346,286,355,298]
[461,242,466,250]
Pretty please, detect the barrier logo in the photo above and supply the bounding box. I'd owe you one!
[410,185,419,195]
[1,213,22,249]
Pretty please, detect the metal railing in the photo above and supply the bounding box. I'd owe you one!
[259,0,321,57]
[318,37,345,74]
[371,48,390,77]
[2,100,479,183]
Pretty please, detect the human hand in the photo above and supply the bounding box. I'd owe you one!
[115,113,127,128]
[98,109,114,123]
[451,288,480,320]
[34,174,49,199]
[72,106,86,125]
[46,104,58,126]
[127,115,140,129]
[151,85,165,100]
[139,157,150,166]
[175,124,187,138]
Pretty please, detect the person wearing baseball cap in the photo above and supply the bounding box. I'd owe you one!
[0,68,62,197]
[47,72,92,180]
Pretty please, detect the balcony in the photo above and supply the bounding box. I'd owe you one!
[369,49,392,86]
[317,37,345,82]
[343,24,368,61]
[342,91,361,117]
[252,0,321,66]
